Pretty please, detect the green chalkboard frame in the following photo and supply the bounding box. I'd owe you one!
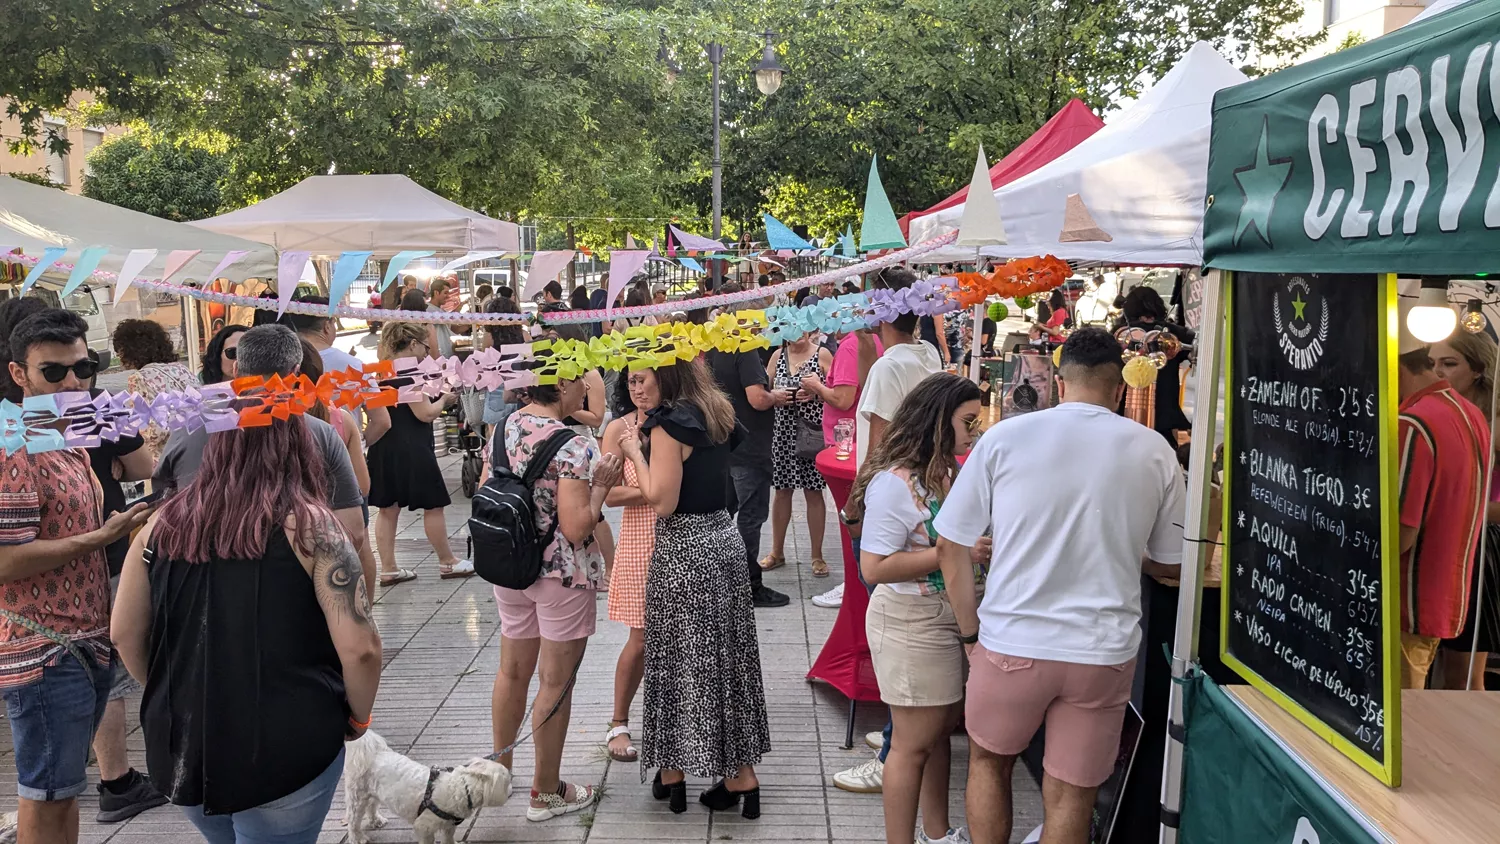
[1220,270,1402,787]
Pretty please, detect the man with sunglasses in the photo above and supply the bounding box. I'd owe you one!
[0,309,155,844]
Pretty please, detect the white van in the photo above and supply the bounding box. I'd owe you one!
[0,281,112,368]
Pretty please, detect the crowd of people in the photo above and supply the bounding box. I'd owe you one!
[4,264,1495,844]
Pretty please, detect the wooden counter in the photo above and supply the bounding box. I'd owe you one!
[1226,685,1500,843]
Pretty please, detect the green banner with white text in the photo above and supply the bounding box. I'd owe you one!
[1203,2,1500,274]
[1179,675,1378,844]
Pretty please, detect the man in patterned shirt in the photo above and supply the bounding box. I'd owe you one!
[0,309,151,844]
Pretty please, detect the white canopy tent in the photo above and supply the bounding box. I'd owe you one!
[194,174,521,257]
[910,42,1246,267]
[0,175,277,284]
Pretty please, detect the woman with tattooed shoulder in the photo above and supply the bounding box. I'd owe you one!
[111,410,383,843]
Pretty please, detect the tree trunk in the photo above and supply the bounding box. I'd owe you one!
[566,223,577,289]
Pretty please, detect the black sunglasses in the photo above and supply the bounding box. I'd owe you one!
[32,359,100,384]
[224,346,238,360]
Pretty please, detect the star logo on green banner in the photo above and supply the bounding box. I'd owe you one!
[1232,117,1293,248]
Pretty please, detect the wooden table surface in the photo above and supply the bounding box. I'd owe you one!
[1226,685,1500,843]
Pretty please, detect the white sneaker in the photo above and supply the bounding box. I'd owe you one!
[832,757,883,793]
[812,583,845,608]
[918,827,971,844]
[864,730,884,750]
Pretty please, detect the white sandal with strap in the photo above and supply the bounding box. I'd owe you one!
[605,723,638,762]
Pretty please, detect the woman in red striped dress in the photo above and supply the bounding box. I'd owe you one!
[600,370,660,762]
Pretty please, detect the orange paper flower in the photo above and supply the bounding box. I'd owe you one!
[955,256,1071,306]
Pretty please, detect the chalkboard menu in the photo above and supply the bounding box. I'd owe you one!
[1223,271,1400,786]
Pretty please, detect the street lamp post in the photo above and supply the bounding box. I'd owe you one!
[687,31,784,289]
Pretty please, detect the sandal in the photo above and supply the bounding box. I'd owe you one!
[811,558,830,578]
[758,553,787,572]
[378,568,417,587]
[440,559,476,580]
[605,721,638,762]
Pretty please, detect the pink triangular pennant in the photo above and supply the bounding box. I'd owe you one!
[1058,194,1113,243]
[204,250,250,282]
[277,251,312,315]
[605,251,651,314]
[162,249,201,282]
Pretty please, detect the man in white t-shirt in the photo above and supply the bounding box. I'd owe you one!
[934,327,1185,844]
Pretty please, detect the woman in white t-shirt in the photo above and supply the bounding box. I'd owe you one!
[846,372,988,844]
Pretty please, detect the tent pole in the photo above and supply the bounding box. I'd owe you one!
[1158,268,1225,844]
[969,303,983,383]
[182,291,203,378]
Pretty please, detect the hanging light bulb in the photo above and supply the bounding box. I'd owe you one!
[1462,298,1488,334]
[1407,279,1457,343]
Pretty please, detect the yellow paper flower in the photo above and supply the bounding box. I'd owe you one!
[1052,346,1063,367]
[1123,355,1158,389]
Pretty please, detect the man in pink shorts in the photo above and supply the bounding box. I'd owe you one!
[934,328,1186,844]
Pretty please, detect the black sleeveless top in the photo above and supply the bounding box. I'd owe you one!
[642,402,743,513]
[142,531,348,815]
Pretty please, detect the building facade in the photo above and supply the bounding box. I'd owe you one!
[0,95,122,194]
[1299,0,1430,60]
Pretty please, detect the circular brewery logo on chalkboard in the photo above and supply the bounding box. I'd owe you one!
[1272,276,1329,371]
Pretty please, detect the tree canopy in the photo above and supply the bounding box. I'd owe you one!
[82,129,227,221]
[2,0,1320,244]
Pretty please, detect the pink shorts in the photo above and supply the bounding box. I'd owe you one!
[494,578,597,642]
[964,644,1136,788]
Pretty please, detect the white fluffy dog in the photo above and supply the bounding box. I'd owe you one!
[344,730,512,844]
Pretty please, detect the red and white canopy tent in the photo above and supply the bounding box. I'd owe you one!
[897,99,1105,243]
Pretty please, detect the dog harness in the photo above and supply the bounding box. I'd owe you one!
[418,767,474,824]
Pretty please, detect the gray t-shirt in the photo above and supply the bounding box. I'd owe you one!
[153,414,363,511]
[426,305,454,358]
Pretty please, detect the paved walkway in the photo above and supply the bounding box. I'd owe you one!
[0,452,1043,844]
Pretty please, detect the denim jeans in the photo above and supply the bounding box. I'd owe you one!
[1,650,111,801]
[180,749,345,844]
[730,458,773,590]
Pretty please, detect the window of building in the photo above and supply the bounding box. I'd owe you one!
[43,120,69,185]
[82,129,104,176]
[1325,0,1344,26]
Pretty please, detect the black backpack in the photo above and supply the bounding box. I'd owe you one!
[469,428,579,589]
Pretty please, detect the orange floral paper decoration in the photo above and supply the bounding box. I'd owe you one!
[953,256,1072,306]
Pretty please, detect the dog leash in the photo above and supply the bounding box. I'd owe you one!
[485,647,586,761]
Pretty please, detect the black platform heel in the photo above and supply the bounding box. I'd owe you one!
[699,780,761,819]
[654,770,687,813]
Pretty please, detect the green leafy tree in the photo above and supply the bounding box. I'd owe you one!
[82,130,227,221]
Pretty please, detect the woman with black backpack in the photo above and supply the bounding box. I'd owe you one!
[488,372,623,823]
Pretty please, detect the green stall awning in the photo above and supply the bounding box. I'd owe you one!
[1203,1,1500,274]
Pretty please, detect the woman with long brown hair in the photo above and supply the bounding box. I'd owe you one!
[616,358,770,817]
[111,411,382,841]
[845,372,987,844]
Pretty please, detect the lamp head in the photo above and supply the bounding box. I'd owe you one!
[753,31,785,96]
[1407,279,1456,344]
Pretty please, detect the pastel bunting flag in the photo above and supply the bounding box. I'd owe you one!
[521,251,575,300]
[859,155,907,251]
[277,251,312,315]
[62,246,109,296]
[762,213,814,251]
[329,251,374,312]
[21,247,67,294]
[679,256,705,273]
[162,250,201,282]
[956,145,1007,247]
[382,250,433,292]
[605,251,651,313]
[114,249,158,300]
[204,250,251,283]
